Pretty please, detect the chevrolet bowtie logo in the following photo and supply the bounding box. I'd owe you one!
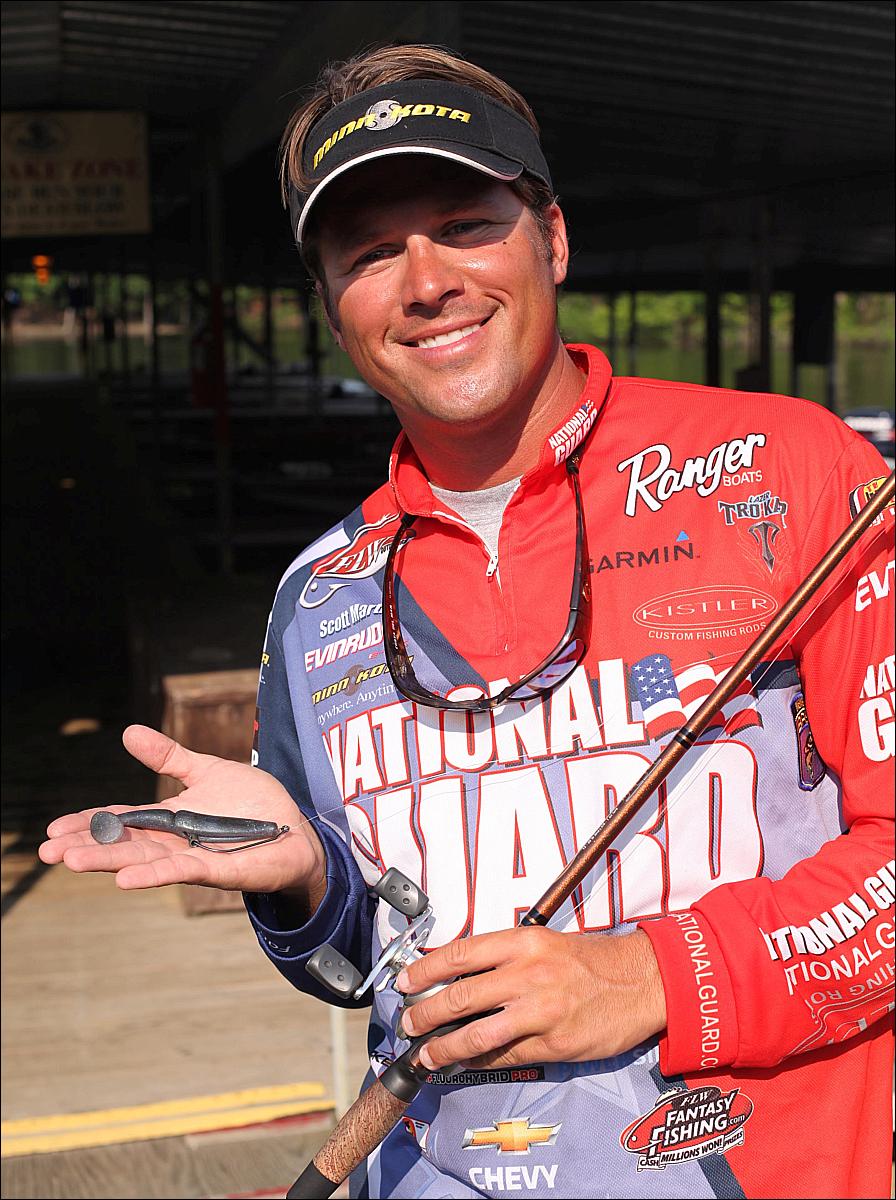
[462,1118,562,1154]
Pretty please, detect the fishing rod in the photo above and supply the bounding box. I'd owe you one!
[288,471,894,1199]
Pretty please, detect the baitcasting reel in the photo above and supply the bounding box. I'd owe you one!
[306,868,449,1034]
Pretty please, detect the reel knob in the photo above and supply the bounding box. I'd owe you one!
[306,944,363,999]
[375,868,428,918]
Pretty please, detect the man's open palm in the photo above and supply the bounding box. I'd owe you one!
[38,724,325,895]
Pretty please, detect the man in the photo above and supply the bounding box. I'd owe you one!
[40,45,894,1200]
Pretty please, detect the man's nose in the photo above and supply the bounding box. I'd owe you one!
[400,237,464,311]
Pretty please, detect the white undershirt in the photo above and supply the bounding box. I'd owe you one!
[431,476,522,561]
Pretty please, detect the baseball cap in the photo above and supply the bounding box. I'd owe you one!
[288,79,553,246]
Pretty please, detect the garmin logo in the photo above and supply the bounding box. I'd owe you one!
[618,434,766,517]
[313,102,472,170]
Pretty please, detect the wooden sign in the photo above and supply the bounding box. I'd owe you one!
[1,111,151,238]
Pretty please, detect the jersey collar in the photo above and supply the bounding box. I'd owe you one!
[388,343,613,517]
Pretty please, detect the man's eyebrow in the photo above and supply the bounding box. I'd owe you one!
[330,223,385,255]
[329,189,502,255]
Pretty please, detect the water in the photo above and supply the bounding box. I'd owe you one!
[2,331,893,415]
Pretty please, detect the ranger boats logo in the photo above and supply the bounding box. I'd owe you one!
[300,514,399,609]
[617,434,766,516]
[621,1085,753,1171]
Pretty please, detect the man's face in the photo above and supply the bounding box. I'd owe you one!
[314,159,568,439]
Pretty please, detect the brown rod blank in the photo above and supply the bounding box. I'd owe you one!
[287,471,894,1199]
[524,470,894,925]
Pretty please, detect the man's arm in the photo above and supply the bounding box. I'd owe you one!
[643,438,894,1074]
[243,615,377,1008]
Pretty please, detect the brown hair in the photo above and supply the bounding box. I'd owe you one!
[279,44,558,284]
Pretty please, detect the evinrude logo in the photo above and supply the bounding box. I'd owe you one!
[300,514,399,609]
[618,434,766,516]
[621,1085,753,1171]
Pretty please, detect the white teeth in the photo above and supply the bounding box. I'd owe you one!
[417,323,481,349]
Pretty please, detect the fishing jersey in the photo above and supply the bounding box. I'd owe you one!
[246,344,895,1200]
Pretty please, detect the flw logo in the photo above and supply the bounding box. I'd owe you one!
[621,1085,753,1171]
[300,514,399,609]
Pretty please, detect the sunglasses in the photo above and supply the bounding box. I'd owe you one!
[382,451,592,711]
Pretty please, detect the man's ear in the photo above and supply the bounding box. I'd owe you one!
[547,204,569,288]
[315,279,344,348]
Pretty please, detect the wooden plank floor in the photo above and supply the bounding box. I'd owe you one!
[1,825,368,1198]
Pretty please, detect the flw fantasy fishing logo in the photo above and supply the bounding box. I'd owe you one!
[621,1085,753,1170]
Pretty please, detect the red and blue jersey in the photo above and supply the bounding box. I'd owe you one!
[247,345,894,1199]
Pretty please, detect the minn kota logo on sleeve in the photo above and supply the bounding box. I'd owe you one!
[300,513,400,609]
[621,1085,753,1171]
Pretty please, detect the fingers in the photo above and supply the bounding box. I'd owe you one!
[59,838,210,890]
[416,1011,526,1072]
[397,930,519,994]
[401,970,510,1040]
[59,837,172,875]
[39,807,133,863]
[114,852,210,891]
[121,725,212,786]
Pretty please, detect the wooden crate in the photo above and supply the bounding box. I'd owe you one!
[157,668,259,915]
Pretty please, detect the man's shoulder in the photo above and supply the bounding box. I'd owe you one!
[268,480,399,622]
[609,374,860,449]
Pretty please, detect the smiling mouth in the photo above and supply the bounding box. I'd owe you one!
[411,318,490,349]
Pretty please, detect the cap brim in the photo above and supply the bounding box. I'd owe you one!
[295,144,524,244]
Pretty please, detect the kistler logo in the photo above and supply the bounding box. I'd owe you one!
[634,586,778,635]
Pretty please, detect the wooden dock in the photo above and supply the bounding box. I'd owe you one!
[1,828,368,1198]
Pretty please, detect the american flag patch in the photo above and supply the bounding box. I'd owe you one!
[630,654,762,740]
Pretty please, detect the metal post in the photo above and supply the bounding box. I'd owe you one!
[703,207,721,387]
[826,294,838,414]
[299,285,322,412]
[147,239,162,480]
[757,197,772,392]
[100,271,113,379]
[628,290,637,376]
[329,1007,351,1119]
[230,284,240,376]
[205,128,233,575]
[119,245,131,400]
[789,292,799,398]
[263,280,275,404]
[607,292,618,364]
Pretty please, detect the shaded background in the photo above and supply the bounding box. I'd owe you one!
[1,2,893,1196]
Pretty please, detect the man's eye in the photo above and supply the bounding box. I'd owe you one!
[446,220,488,236]
[352,247,395,269]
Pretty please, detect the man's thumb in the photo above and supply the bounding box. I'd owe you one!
[121,724,203,784]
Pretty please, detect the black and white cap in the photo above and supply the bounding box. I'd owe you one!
[288,79,553,246]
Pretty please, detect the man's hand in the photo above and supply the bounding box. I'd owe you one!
[395,927,666,1071]
[38,724,327,905]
